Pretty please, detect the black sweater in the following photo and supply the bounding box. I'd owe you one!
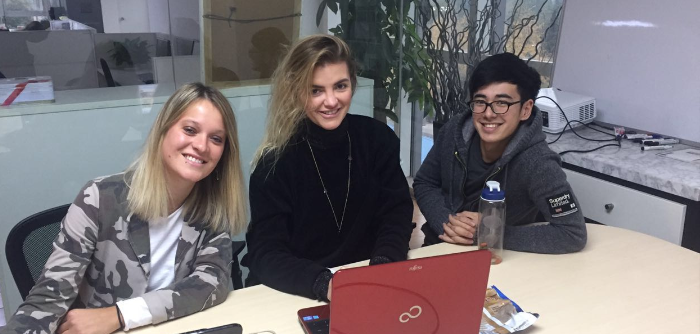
[243,114,413,300]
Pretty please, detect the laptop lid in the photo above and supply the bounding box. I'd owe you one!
[328,249,491,334]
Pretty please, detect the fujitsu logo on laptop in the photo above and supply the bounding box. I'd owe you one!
[399,306,423,323]
[408,265,422,271]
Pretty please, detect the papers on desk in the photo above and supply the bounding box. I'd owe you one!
[657,148,700,163]
[0,76,55,106]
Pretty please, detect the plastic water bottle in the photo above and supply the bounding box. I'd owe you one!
[478,181,505,264]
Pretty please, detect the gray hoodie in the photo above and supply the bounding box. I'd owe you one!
[414,108,587,254]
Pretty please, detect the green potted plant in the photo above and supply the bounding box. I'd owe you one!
[109,37,151,68]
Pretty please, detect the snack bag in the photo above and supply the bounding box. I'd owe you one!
[480,286,538,334]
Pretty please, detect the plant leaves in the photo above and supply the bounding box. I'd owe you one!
[329,26,343,35]
[316,0,327,27]
[375,107,399,123]
[338,0,350,10]
[402,0,411,18]
[403,24,421,41]
[374,85,390,110]
[323,0,437,122]
[381,33,394,63]
[328,0,339,14]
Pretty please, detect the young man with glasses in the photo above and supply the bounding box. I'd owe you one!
[413,53,586,254]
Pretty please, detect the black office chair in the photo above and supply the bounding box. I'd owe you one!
[6,205,246,298]
[49,6,66,20]
[99,58,118,87]
[231,240,246,290]
[6,204,69,300]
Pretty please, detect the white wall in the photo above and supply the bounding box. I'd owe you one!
[100,0,119,33]
[300,0,328,37]
[553,0,700,142]
[147,0,170,35]
[100,0,150,33]
[106,0,327,38]
[169,0,200,42]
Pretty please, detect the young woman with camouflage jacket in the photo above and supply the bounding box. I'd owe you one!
[2,83,248,334]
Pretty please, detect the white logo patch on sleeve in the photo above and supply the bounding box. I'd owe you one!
[547,191,579,217]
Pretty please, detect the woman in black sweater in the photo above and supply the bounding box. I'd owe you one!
[242,35,413,302]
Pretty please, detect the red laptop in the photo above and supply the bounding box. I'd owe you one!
[298,249,491,334]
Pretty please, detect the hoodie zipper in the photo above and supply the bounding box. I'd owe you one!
[466,166,504,212]
[454,151,468,206]
[483,166,503,189]
[457,149,505,211]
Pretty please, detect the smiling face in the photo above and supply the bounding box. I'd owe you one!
[161,99,226,192]
[304,62,353,130]
[472,82,533,160]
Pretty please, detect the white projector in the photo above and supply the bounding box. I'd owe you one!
[535,88,596,133]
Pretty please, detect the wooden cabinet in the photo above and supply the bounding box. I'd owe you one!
[565,169,686,245]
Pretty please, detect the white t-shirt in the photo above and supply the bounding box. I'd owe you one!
[117,206,184,331]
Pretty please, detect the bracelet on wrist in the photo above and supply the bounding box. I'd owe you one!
[115,303,125,330]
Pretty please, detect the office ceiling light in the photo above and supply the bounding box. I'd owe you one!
[594,20,656,28]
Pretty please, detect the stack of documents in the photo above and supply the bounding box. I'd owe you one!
[0,76,55,106]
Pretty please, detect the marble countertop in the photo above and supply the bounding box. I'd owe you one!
[546,126,700,201]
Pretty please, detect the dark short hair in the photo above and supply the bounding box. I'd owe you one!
[468,53,542,102]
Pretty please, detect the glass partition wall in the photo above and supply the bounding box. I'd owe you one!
[0,0,564,166]
[0,0,202,319]
[0,0,201,94]
[202,0,301,88]
[1,0,60,30]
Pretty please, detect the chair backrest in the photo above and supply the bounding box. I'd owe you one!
[7,205,246,298]
[100,58,116,87]
[231,240,246,290]
[6,204,69,300]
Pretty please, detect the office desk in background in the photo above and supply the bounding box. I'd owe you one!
[128,224,700,334]
[0,30,99,90]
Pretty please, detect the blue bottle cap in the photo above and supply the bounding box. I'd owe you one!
[481,181,505,201]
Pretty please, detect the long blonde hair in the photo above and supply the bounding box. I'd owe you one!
[127,83,248,234]
[251,34,357,169]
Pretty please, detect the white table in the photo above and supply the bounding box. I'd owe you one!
[130,224,700,334]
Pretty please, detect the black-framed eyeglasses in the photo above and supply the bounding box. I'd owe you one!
[468,100,525,114]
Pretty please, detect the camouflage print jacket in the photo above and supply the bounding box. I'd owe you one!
[2,173,233,334]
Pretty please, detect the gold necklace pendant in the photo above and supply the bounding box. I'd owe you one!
[307,132,352,233]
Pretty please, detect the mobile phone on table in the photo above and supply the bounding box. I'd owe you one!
[298,305,331,334]
[177,323,242,334]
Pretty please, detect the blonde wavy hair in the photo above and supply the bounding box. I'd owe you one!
[126,83,248,234]
[251,34,357,169]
